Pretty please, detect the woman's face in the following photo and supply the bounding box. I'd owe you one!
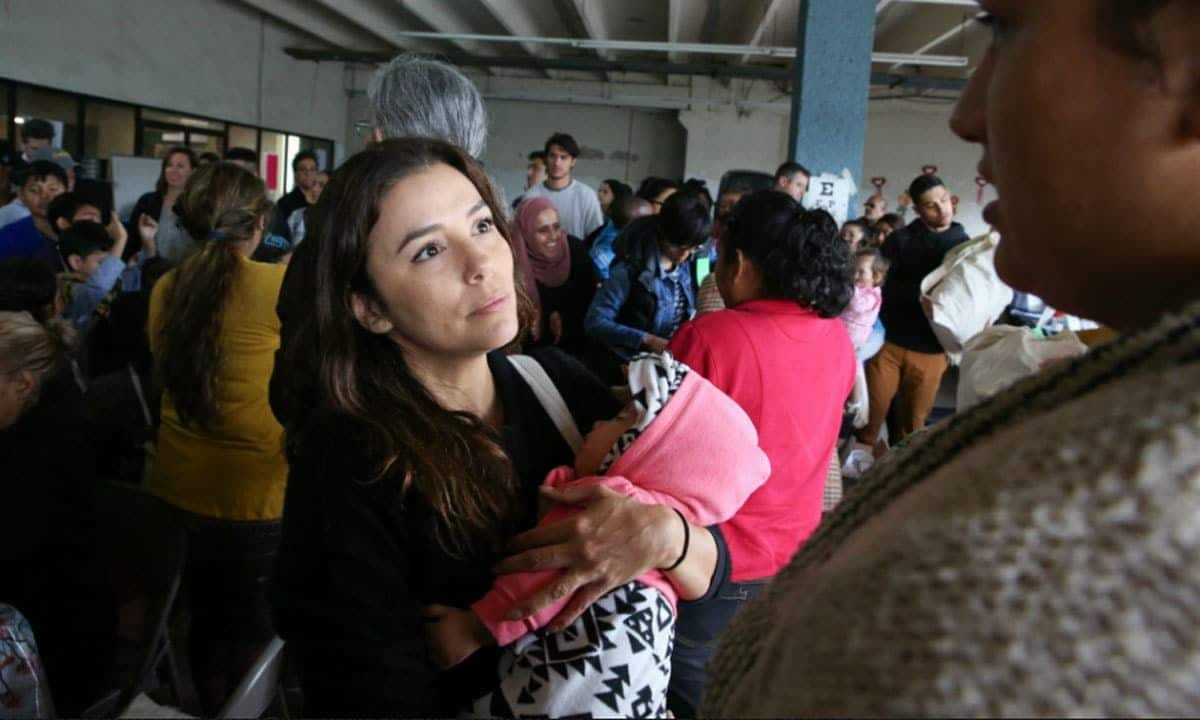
[163,152,194,190]
[530,207,564,259]
[714,239,746,307]
[356,162,519,365]
[950,0,1200,329]
[597,182,614,212]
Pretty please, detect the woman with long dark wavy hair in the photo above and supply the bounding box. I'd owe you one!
[270,138,723,716]
[146,161,286,713]
[664,190,857,714]
[128,146,197,264]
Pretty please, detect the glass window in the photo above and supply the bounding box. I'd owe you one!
[260,130,287,199]
[83,101,135,158]
[141,124,185,158]
[311,139,334,172]
[15,86,80,154]
[186,130,224,158]
[228,125,258,154]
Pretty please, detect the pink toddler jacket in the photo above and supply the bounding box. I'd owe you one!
[472,366,771,646]
[842,285,882,348]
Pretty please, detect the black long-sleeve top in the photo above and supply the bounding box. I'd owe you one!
[879,219,970,354]
[269,348,620,717]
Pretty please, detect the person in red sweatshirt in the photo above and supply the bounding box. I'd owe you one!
[425,352,770,718]
[665,190,856,714]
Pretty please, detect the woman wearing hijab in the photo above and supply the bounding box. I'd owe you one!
[511,196,596,358]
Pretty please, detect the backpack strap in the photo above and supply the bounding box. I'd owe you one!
[507,354,584,453]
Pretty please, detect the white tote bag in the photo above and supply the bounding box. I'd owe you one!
[956,325,1088,412]
[920,231,1013,364]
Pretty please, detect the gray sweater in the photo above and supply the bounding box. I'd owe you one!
[520,179,604,240]
[706,300,1200,717]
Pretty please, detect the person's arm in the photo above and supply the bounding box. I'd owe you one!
[272,418,441,716]
[494,484,718,630]
[584,261,654,354]
[64,256,125,325]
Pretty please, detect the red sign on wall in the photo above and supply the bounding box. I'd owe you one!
[265,154,279,191]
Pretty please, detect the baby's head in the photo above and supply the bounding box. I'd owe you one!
[853,247,889,289]
[574,353,689,476]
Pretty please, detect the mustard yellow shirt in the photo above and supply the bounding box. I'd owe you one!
[147,256,288,521]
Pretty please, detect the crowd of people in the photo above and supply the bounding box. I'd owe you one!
[4,1,1200,715]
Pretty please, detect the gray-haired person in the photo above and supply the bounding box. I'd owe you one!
[269,54,491,427]
[364,54,488,159]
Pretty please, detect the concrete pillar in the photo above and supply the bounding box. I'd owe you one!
[788,0,875,209]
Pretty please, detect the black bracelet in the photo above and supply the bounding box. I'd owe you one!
[662,508,690,572]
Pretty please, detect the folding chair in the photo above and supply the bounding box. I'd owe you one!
[217,637,286,719]
[93,481,188,712]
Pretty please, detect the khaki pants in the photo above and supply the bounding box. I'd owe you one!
[857,341,948,445]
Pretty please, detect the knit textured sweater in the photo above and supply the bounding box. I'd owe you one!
[705,300,1200,717]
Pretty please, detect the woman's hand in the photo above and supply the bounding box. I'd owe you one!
[422,605,494,670]
[138,213,159,257]
[642,334,670,353]
[494,484,684,631]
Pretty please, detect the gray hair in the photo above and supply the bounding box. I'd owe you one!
[367,54,488,158]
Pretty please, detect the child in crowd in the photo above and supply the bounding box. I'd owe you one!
[426,353,770,718]
[875,212,903,246]
[840,220,874,252]
[57,219,127,330]
[842,247,889,362]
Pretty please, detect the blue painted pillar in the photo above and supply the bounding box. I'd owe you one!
[788,0,875,211]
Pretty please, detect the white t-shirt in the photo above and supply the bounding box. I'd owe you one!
[521,179,604,240]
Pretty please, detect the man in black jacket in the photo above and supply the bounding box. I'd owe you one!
[270,150,320,242]
[857,174,968,449]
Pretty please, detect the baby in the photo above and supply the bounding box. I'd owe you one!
[842,247,889,362]
[427,353,770,718]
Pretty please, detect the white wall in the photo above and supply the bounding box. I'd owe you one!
[481,100,686,205]
[345,68,986,236]
[0,0,346,142]
[679,107,790,194]
[864,98,989,237]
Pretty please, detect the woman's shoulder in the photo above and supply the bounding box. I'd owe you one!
[290,410,370,465]
[502,348,621,422]
[709,354,1200,716]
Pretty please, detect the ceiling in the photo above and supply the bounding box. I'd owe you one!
[239,0,986,90]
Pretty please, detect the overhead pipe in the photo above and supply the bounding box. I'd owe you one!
[286,47,967,91]
[334,29,968,67]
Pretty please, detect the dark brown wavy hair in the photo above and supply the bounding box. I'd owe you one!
[280,137,535,560]
[156,162,268,429]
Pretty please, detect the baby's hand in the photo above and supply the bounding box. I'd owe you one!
[422,604,494,669]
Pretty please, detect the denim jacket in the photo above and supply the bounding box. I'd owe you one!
[585,254,695,359]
